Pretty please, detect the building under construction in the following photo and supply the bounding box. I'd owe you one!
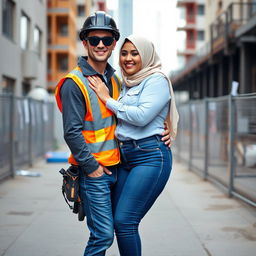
[172,0,256,207]
[171,0,256,99]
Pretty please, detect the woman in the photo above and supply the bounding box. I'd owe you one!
[88,35,179,256]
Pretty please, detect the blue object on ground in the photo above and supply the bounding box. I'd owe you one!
[45,152,69,163]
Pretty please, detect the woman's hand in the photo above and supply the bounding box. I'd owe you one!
[161,121,172,147]
[88,76,111,103]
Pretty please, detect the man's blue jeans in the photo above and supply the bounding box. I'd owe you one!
[113,135,172,256]
[79,165,117,256]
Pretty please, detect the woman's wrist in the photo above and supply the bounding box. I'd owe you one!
[103,95,111,104]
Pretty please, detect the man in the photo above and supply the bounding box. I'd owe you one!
[55,11,171,256]
[55,11,121,256]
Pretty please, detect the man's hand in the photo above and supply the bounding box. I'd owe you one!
[161,121,172,147]
[87,165,112,178]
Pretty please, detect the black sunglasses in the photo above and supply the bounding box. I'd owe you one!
[85,36,114,46]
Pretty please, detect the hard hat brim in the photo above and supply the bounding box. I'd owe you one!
[79,27,120,41]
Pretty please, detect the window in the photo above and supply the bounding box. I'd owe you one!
[47,16,51,44]
[2,0,15,40]
[187,30,195,48]
[58,17,68,36]
[187,5,195,23]
[47,53,52,80]
[187,30,194,41]
[187,6,194,16]
[59,23,68,36]
[22,81,30,96]
[34,26,42,56]
[252,0,256,14]
[197,30,205,41]
[2,75,15,94]
[77,5,85,16]
[58,54,68,71]
[198,4,205,15]
[218,0,223,10]
[20,12,30,49]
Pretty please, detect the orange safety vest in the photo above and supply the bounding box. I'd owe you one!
[55,66,122,167]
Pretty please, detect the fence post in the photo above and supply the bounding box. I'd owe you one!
[28,98,33,167]
[9,94,15,177]
[204,99,209,180]
[189,102,193,170]
[176,105,181,161]
[228,94,235,197]
[210,24,213,54]
[41,102,45,156]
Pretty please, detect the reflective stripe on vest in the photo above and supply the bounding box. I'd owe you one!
[55,66,122,166]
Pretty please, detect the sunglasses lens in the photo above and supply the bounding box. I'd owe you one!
[87,37,114,46]
[102,37,114,46]
[88,37,100,46]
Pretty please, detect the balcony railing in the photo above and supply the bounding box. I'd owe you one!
[172,2,256,81]
[210,2,256,51]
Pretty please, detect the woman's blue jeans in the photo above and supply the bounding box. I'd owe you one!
[113,135,172,256]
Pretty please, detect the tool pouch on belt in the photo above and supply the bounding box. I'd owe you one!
[59,166,85,221]
[60,165,79,202]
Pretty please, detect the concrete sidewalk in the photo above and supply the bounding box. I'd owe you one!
[0,153,256,256]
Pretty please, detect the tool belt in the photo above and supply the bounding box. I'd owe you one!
[59,166,85,221]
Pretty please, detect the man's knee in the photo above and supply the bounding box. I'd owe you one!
[105,232,114,247]
[99,230,114,247]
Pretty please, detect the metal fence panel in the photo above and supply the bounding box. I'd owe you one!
[190,101,206,174]
[0,94,55,180]
[174,94,256,206]
[31,100,45,159]
[233,95,256,202]
[207,98,229,185]
[14,98,30,167]
[176,104,191,163]
[0,95,12,179]
[44,102,55,151]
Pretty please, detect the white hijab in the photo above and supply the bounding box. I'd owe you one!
[119,35,179,141]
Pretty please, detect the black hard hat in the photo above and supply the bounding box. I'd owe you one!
[79,11,120,41]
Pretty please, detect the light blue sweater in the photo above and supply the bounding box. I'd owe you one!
[106,73,171,141]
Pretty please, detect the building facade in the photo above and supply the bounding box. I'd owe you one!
[176,0,206,69]
[172,0,256,100]
[47,0,77,92]
[47,0,107,91]
[76,0,92,57]
[0,0,47,96]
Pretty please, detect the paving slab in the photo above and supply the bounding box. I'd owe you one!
[0,154,255,256]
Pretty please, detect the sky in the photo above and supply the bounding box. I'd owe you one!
[106,0,178,75]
